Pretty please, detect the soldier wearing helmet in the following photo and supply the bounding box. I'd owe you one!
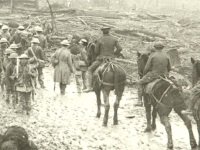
[35,26,48,51]
[0,38,8,60]
[135,41,171,106]
[0,25,10,41]
[10,25,25,44]
[12,54,37,115]
[5,53,18,105]
[26,38,45,89]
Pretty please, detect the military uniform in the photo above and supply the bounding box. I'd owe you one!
[10,31,22,44]
[26,42,45,88]
[5,61,16,104]
[52,40,74,95]
[37,34,48,50]
[14,54,36,114]
[72,40,88,92]
[138,51,171,85]
[83,27,122,92]
[136,42,171,106]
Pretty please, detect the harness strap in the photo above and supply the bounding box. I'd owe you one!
[151,84,172,108]
[97,60,125,87]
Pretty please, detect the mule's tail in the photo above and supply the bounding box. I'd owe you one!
[113,64,126,97]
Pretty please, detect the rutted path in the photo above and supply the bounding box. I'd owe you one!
[0,67,198,150]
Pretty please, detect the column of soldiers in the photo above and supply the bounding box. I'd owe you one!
[0,23,46,115]
[0,23,124,114]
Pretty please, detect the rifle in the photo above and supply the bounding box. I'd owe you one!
[30,47,45,67]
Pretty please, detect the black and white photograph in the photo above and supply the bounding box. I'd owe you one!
[0,0,199,149]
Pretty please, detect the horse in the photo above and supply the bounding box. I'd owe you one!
[93,58,126,126]
[184,57,200,147]
[137,52,197,149]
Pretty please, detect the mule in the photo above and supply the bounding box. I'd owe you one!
[185,57,200,147]
[137,52,197,149]
[93,59,126,126]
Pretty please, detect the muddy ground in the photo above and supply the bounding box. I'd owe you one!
[0,67,199,150]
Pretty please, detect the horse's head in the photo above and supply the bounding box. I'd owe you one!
[191,57,200,86]
[137,51,149,78]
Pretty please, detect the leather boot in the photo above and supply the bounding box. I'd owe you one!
[83,71,93,93]
[135,85,143,107]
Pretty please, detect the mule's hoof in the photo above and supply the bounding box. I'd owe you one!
[96,113,101,118]
[113,121,118,125]
[144,127,152,132]
[151,124,156,130]
[102,122,107,127]
[167,144,173,150]
[191,142,197,149]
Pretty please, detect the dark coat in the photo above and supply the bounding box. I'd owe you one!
[144,51,171,75]
[37,34,48,50]
[26,46,45,61]
[95,34,122,58]
[52,47,74,84]
[5,62,15,90]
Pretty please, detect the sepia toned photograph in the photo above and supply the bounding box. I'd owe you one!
[0,0,199,149]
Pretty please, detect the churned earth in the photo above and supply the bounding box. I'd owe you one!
[0,67,199,150]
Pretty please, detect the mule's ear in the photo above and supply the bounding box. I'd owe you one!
[137,51,141,57]
[191,57,195,64]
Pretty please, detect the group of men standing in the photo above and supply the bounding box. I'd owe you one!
[0,23,47,115]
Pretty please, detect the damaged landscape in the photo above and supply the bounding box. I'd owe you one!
[1,0,200,149]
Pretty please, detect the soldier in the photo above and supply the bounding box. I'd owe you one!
[83,27,122,92]
[135,44,156,107]
[1,49,15,92]
[69,34,81,55]
[13,54,37,115]
[26,38,45,89]
[35,26,48,51]
[5,53,18,106]
[136,41,171,106]
[10,25,25,44]
[0,25,10,41]
[9,43,18,54]
[72,39,88,93]
[20,30,31,53]
[51,40,74,95]
[0,38,8,59]
[87,35,98,67]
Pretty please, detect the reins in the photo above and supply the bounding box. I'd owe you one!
[150,76,184,108]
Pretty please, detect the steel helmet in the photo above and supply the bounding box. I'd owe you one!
[35,26,43,32]
[61,40,70,46]
[2,25,9,30]
[18,54,29,59]
[31,38,40,44]
[9,44,18,49]
[18,25,25,30]
[8,53,18,59]
[4,49,15,55]
[0,38,8,43]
